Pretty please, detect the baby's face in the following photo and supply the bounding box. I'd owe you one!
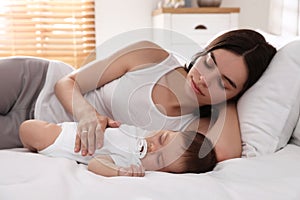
[141,130,186,172]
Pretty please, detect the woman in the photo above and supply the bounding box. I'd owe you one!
[0,29,276,162]
[55,29,276,162]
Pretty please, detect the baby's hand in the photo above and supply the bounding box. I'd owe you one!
[118,164,145,177]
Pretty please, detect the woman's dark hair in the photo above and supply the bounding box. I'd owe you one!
[175,131,217,174]
[186,29,277,116]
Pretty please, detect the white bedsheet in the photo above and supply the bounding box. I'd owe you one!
[0,144,300,200]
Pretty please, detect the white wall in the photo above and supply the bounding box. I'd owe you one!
[95,0,160,45]
[221,0,271,30]
[95,0,271,46]
[269,0,299,36]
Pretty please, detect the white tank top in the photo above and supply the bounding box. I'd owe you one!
[34,60,75,123]
[84,53,198,131]
[35,54,198,131]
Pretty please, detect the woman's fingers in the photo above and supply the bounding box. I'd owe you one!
[87,126,96,155]
[95,123,104,149]
[74,134,81,153]
[94,117,120,149]
[80,129,88,156]
[95,117,120,150]
[75,115,120,155]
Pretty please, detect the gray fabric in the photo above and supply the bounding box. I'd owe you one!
[0,57,49,149]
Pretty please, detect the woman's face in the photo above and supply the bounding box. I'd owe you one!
[186,49,248,105]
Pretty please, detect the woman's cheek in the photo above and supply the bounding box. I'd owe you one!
[208,87,227,104]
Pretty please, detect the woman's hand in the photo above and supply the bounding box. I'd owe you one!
[74,112,120,156]
[118,164,145,177]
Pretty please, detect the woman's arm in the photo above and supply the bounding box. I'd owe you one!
[55,40,168,116]
[55,40,169,156]
[88,155,145,177]
[205,103,242,162]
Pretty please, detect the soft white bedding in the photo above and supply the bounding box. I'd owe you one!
[1,144,300,200]
[2,23,300,200]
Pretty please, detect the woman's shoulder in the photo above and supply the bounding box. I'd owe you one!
[125,40,171,72]
[185,117,211,134]
[130,41,169,60]
[130,40,165,52]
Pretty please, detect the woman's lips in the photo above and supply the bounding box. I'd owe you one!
[191,79,205,96]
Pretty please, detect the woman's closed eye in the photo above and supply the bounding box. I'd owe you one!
[204,53,216,69]
[205,52,230,90]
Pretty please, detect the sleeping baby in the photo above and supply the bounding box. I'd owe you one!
[19,120,216,177]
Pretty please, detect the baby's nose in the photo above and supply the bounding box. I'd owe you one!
[147,142,153,152]
[147,142,159,153]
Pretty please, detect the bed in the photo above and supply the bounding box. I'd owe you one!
[2,1,300,198]
[1,143,300,200]
[0,39,300,200]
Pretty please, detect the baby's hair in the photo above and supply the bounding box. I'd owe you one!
[179,131,217,173]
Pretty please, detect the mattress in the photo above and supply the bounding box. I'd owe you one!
[0,144,299,200]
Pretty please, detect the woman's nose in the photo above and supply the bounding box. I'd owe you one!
[200,70,219,87]
[199,75,208,87]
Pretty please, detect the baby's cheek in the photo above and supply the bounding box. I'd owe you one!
[141,155,158,171]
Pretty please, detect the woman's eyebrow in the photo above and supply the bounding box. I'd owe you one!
[211,52,237,89]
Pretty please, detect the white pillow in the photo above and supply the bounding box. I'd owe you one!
[289,89,300,146]
[237,40,300,157]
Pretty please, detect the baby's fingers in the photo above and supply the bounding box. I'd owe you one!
[137,165,145,177]
[117,164,145,177]
[131,164,145,177]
